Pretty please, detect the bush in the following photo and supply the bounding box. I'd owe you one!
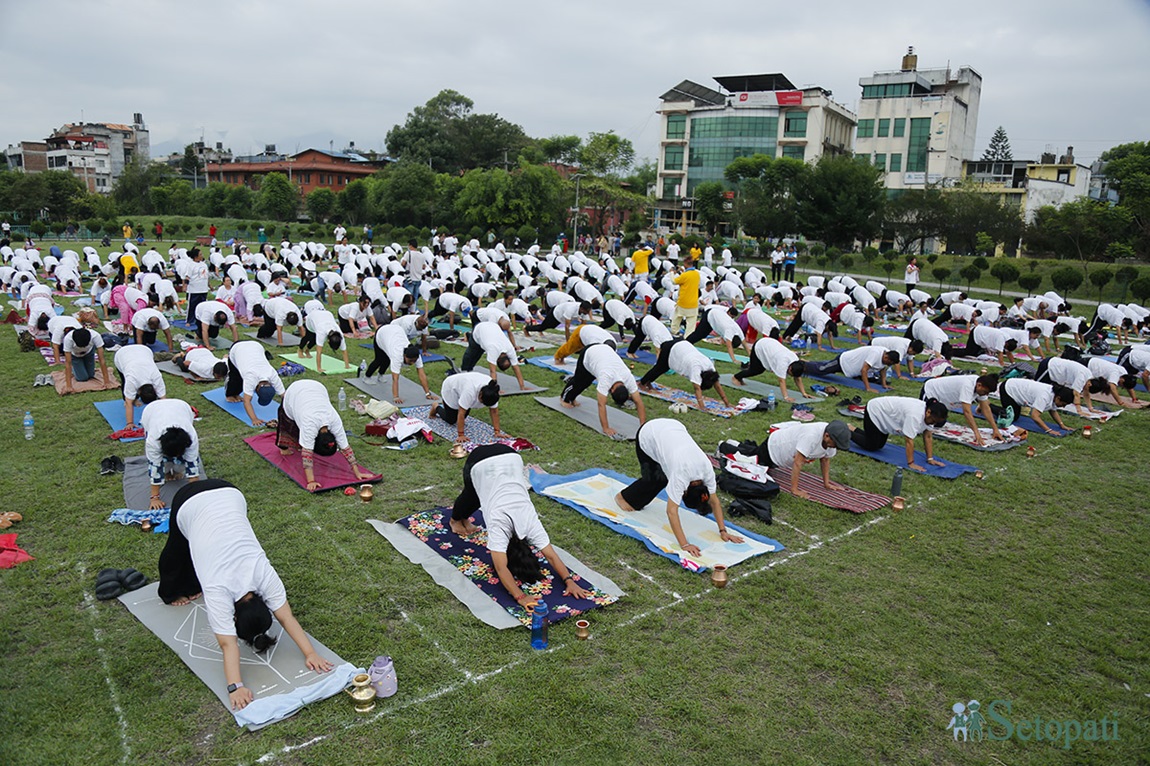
[839,254,854,271]
[861,246,879,264]
[882,250,897,262]
[1105,242,1136,262]
[84,218,103,234]
[30,220,48,237]
[1089,267,1113,299]
[1049,266,1084,296]
[989,262,1020,295]
[959,264,982,289]
[49,221,67,236]
[933,267,951,289]
[11,232,25,242]
[926,253,939,266]
[881,261,896,279]
[516,224,537,245]
[1017,274,1042,295]
[809,244,825,258]
[972,256,990,271]
[1131,276,1150,305]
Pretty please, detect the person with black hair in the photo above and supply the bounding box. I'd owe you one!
[449,444,592,608]
[171,347,228,382]
[959,325,1020,367]
[297,306,348,375]
[429,371,505,444]
[782,301,837,351]
[686,304,745,363]
[837,304,875,343]
[114,344,166,429]
[140,398,201,511]
[732,336,809,401]
[460,320,529,390]
[130,307,174,349]
[848,395,949,472]
[614,419,743,557]
[871,336,926,379]
[257,296,301,344]
[600,298,636,339]
[1034,356,1106,417]
[184,247,210,333]
[906,318,954,360]
[1087,356,1142,406]
[560,343,647,439]
[225,340,285,427]
[637,338,732,409]
[366,324,436,405]
[158,479,334,711]
[805,346,900,394]
[194,299,240,347]
[994,378,1073,434]
[276,379,372,491]
[1117,344,1150,391]
[61,327,112,393]
[921,373,1002,447]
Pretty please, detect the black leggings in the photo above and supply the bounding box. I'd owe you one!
[684,312,715,344]
[963,329,985,358]
[734,342,767,382]
[158,479,236,604]
[989,381,1022,425]
[561,346,597,403]
[300,328,317,351]
[452,443,516,521]
[638,338,684,386]
[256,320,277,339]
[618,423,668,510]
[365,342,393,378]
[849,408,889,451]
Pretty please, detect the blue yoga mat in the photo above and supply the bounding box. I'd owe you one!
[526,356,572,374]
[356,343,450,365]
[617,347,660,366]
[528,467,783,566]
[806,372,885,392]
[93,399,145,442]
[958,407,1075,437]
[171,318,194,331]
[201,386,279,427]
[847,442,979,479]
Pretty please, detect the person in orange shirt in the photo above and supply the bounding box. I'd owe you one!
[670,257,700,335]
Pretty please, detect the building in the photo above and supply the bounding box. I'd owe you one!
[654,73,856,235]
[961,148,1092,224]
[162,141,235,187]
[205,147,383,197]
[4,114,149,193]
[855,49,981,191]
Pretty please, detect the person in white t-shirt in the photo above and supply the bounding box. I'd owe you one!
[225,340,285,427]
[114,344,166,429]
[194,299,239,348]
[804,345,900,394]
[1086,356,1141,407]
[62,327,112,393]
[731,336,809,401]
[553,323,616,365]
[848,396,949,473]
[560,343,647,438]
[131,307,174,349]
[871,337,926,379]
[995,378,1073,434]
[429,371,505,443]
[365,324,436,404]
[140,398,201,510]
[460,321,528,390]
[171,347,228,383]
[637,338,731,409]
[157,480,334,711]
[276,379,372,490]
[758,421,852,499]
[449,445,592,608]
[614,419,744,557]
[1034,356,1107,417]
[921,373,1002,447]
[298,307,349,374]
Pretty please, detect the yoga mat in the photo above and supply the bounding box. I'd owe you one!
[529,468,782,572]
[694,345,749,365]
[618,347,660,366]
[278,352,356,376]
[403,405,498,445]
[534,395,641,440]
[638,381,740,418]
[356,344,452,365]
[369,510,623,630]
[719,373,817,404]
[806,371,887,392]
[1058,404,1122,422]
[243,432,382,492]
[766,464,890,514]
[247,331,299,347]
[157,359,219,383]
[122,455,206,511]
[951,354,1003,367]
[171,318,195,331]
[492,371,547,396]
[1089,391,1150,409]
[847,441,979,478]
[345,375,436,408]
[839,405,1020,452]
[201,387,279,427]
[947,405,1076,437]
[117,583,357,730]
[93,399,145,442]
[527,355,577,375]
[50,369,118,395]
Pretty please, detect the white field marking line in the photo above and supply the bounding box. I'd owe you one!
[615,558,681,599]
[78,564,132,765]
[773,518,815,539]
[253,514,887,765]
[294,506,468,676]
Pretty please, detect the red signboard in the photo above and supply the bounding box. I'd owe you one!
[776,91,803,106]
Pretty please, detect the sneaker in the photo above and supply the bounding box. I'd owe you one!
[111,455,126,473]
[99,457,116,475]
[791,409,815,422]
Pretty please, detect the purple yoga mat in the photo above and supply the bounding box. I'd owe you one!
[243,432,382,492]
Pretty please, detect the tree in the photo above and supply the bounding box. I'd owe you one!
[1026,199,1132,265]
[1131,276,1150,306]
[112,158,174,215]
[1099,141,1150,256]
[579,132,635,178]
[959,264,982,289]
[374,162,438,228]
[225,185,253,219]
[1017,273,1042,295]
[989,261,1020,295]
[942,183,1023,256]
[1049,265,1085,296]
[337,179,370,225]
[195,182,230,217]
[573,173,647,237]
[725,154,807,241]
[256,172,299,221]
[179,144,204,177]
[982,126,1013,161]
[1089,267,1113,301]
[796,155,884,249]
[883,187,949,254]
[693,181,726,236]
[1114,264,1140,301]
[307,188,336,223]
[538,135,583,166]
[933,266,951,289]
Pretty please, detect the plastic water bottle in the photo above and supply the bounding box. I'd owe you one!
[358,360,367,378]
[337,387,347,411]
[767,393,776,411]
[529,600,549,650]
[23,411,34,440]
[891,467,903,496]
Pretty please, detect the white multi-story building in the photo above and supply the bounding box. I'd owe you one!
[5,113,149,193]
[654,73,856,234]
[854,49,981,191]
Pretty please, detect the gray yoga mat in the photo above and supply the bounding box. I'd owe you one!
[345,374,437,408]
[534,395,641,440]
[122,455,208,511]
[493,370,547,396]
[156,359,217,382]
[246,331,300,347]
[718,373,817,404]
[367,519,624,629]
[118,583,356,730]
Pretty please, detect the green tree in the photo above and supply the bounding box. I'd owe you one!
[959,263,982,289]
[693,181,726,236]
[579,131,636,178]
[256,172,299,221]
[375,162,438,228]
[1099,141,1150,255]
[975,231,995,257]
[111,158,174,215]
[1131,276,1150,305]
[989,261,1020,295]
[981,126,1013,161]
[195,182,230,217]
[725,154,807,241]
[538,135,583,165]
[337,179,370,225]
[1114,264,1140,301]
[942,183,1022,256]
[861,246,879,265]
[1049,265,1085,296]
[179,144,204,177]
[1017,273,1042,295]
[571,173,646,237]
[1089,267,1113,301]
[932,266,951,289]
[884,187,948,253]
[307,187,336,223]
[796,155,884,249]
[225,185,253,219]
[1027,199,1132,265]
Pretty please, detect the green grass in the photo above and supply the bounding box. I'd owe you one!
[0,279,1147,765]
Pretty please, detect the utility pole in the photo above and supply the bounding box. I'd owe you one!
[571,173,585,251]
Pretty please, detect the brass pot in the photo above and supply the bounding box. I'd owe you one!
[575,619,590,641]
[140,519,153,532]
[358,484,374,503]
[449,443,469,459]
[1082,425,1093,439]
[891,496,906,512]
[346,673,376,714]
[1026,445,1036,458]
[711,565,728,588]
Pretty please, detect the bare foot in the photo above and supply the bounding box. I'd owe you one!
[170,593,202,606]
[614,492,636,512]
[450,518,479,536]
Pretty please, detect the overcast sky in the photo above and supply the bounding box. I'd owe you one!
[3,0,1148,168]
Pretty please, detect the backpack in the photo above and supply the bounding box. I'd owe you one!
[715,447,780,525]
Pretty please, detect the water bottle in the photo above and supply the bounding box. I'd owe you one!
[337,387,347,411]
[358,360,367,378]
[23,411,34,440]
[891,467,903,496]
[767,393,776,411]
[529,600,549,650]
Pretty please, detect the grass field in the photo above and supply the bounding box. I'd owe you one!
[0,266,1147,765]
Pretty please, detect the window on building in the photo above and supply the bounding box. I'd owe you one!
[873,154,886,171]
[783,112,807,138]
[662,177,679,199]
[878,119,890,138]
[889,153,902,172]
[906,117,931,173]
[893,118,906,137]
[781,145,805,161]
[664,145,684,171]
[861,83,914,99]
[48,156,67,168]
[689,115,777,138]
[857,119,875,138]
[1057,169,1070,183]
[666,114,686,139]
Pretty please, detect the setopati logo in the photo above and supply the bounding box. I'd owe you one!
[947,699,1119,750]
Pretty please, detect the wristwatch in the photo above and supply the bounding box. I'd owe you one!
[227,682,244,693]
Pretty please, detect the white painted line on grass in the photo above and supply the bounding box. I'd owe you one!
[615,558,681,599]
[774,518,813,539]
[78,564,132,765]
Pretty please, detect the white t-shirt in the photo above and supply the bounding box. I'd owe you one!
[668,341,715,386]
[472,321,517,367]
[1125,345,1150,372]
[469,452,549,553]
[63,329,104,357]
[184,347,221,379]
[228,341,285,398]
[604,299,634,327]
[442,371,496,411]
[195,300,235,327]
[1045,358,1090,391]
[114,345,165,400]
[639,314,672,347]
[177,486,287,637]
[910,319,949,353]
[839,346,887,379]
[745,307,778,336]
[767,422,837,466]
[871,336,913,358]
[752,337,798,378]
[583,344,638,397]
[1002,377,1055,412]
[971,325,1007,353]
[48,315,80,346]
[800,303,831,334]
[923,375,982,406]
[141,398,200,471]
[705,307,743,342]
[374,325,422,373]
[1088,357,1126,385]
[865,396,927,439]
[639,419,716,501]
[576,324,614,348]
[282,379,348,451]
[131,308,170,332]
[305,309,340,347]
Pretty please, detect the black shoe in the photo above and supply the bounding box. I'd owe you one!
[118,568,148,592]
[95,568,125,601]
[111,456,126,473]
[99,457,116,476]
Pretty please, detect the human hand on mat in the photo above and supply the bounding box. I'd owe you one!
[252,418,265,428]
[230,686,254,710]
[720,530,745,545]
[681,543,702,557]
[149,496,166,512]
[602,426,617,438]
[306,480,322,491]
[565,580,592,600]
[353,467,372,481]
[304,651,333,673]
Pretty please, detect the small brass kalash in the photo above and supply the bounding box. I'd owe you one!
[358,484,374,503]
[345,673,376,713]
[449,443,469,459]
[710,565,728,588]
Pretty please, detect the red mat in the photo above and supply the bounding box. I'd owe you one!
[243,432,382,493]
[0,533,33,569]
[767,465,890,514]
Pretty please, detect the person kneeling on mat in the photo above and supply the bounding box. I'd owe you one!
[225,340,285,427]
[994,378,1074,434]
[756,420,851,500]
[276,379,372,491]
[429,371,505,444]
[450,444,592,608]
[158,479,334,711]
[614,419,744,557]
[560,343,647,439]
[141,398,202,510]
[847,396,948,473]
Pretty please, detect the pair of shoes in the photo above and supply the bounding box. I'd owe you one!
[668,402,689,414]
[791,409,815,422]
[99,457,116,475]
[95,567,149,601]
[33,373,52,387]
[0,511,22,529]
[791,403,814,413]
[107,455,125,474]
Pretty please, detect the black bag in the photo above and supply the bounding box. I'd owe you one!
[717,469,779,525]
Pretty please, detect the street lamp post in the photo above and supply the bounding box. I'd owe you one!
[572,173,585,252]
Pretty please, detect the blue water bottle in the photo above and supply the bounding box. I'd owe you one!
[530,600,549,650]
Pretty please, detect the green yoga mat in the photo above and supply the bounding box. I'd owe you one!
[278,353,357,376]
[695,345,749,365]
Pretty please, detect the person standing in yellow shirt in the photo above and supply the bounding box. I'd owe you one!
[670,257,701,335]
[631,242,652,283]
[688,243,702,262]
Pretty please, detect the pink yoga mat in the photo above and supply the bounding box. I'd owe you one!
[767,465,890,514]
[243,432,382,493]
